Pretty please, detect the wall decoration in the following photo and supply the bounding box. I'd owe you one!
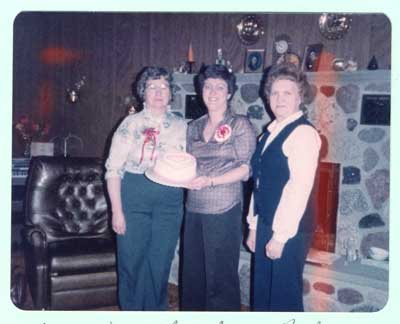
[331,58,347,71]
[318,13,352,40]
[302,43,324,71]
[236,15,264,45]
[360,94,390,126]
[185,42,196,73]
[215,48,233,72]
[272,34,292,64]
[66,76,86,103]
[276,53,301,69]
[14,115,50,157]
[244,49,265,73]
[367,55,379,70]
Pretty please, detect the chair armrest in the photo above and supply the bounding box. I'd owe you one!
[23,226,49,309]
[24,226,47,249]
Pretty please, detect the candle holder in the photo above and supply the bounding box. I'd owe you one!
[185,61,196,74]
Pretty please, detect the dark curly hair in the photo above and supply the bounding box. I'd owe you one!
[262,63,309,103]
[134,66,173,102]
[195,64,237,101]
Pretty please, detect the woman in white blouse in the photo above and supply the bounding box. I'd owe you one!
[105,66,187,310]
[246,63,321,311]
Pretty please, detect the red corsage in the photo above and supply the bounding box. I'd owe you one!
[139,127,160,163]
[214,124,232,143]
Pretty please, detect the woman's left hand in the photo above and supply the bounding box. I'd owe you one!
[265,238,285,260]
[187,176,211,190]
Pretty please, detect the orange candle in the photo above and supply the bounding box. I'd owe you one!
[187,43,195,62]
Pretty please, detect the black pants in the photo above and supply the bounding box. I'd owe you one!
[253,221,311,311]
[181,204,242,311]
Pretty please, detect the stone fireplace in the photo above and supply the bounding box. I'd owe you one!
[168,70,390,311]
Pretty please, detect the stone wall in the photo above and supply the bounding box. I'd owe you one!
[305,71,390,260]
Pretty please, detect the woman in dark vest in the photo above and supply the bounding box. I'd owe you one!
[246,63,321,311]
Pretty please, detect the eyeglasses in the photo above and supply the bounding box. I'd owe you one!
[145,83,169,91]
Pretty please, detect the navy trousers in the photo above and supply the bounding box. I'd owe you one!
[253,220,311,311]
[181,203,242,311]
[117,173,183,310]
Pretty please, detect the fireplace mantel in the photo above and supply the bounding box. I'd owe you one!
[173,69,391,84]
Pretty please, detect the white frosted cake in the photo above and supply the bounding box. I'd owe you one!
[145,152,197,187]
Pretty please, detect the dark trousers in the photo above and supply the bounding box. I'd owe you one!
[253,221,311,311]
[117,173,183,310]
[181,204,242,311]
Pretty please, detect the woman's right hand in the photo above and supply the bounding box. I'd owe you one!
[186,176,211,190]
[246,229,256,253]
[112,211,126,235]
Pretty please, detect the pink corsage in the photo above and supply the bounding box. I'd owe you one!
[139,127,160,163]
[214,124,232,143]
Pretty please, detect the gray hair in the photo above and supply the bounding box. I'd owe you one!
[263,63,309,102]
[134,66,173,102]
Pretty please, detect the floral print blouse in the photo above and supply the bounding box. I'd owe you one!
[105,107,187,179]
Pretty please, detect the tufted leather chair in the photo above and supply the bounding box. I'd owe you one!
[23,156,117,310]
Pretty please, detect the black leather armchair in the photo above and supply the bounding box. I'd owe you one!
[23,156,117,310]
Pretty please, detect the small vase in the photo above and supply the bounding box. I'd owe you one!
[23,140,31,158]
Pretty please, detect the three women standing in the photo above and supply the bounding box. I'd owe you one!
[106,62,319,312]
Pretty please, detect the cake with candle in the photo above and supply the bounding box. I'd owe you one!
[145,152,197,187]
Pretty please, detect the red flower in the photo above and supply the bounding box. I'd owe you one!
[14,115,50,141]
[139,128,160,163]
[214,124,232,143]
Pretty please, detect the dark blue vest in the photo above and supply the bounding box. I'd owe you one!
[251,115,317,234]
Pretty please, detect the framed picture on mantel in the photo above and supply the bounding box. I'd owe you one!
[302,43,324,72]
[244,49,265,73]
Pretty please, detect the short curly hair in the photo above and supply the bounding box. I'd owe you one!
[262,63,309,102]
[195,64,237,101]
[134,66,173,102]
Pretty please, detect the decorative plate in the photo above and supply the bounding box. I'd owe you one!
[318,13,352,40]
[236,15,264,45]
